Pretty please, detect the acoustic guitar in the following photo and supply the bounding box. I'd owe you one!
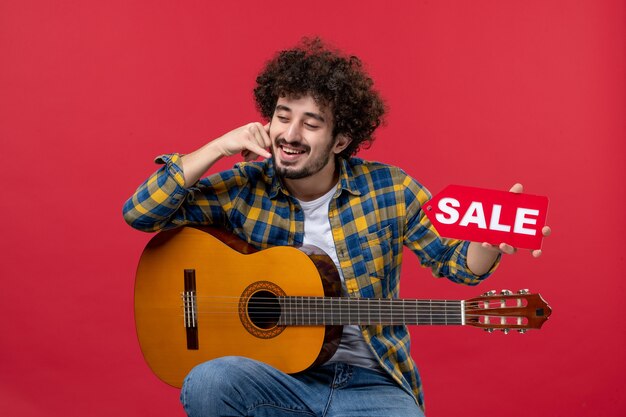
[134,226,551,387]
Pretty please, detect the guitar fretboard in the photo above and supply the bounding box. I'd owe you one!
[277,297,464,326]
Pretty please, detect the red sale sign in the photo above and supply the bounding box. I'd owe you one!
[424,185,549,249]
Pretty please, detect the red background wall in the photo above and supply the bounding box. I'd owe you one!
[1,1,624,416]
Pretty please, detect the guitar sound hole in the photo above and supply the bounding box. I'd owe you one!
[248,291,281,329]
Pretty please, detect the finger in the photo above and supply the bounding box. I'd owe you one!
[509,183,524,193]
[257,122,272,148]
[254,132,272,158]
[244,142,271,159]
[245,123,267,154]
[481,242,502,253]
[482,241,516,255]
[531,249,543,258]
[498,243,517,255]
[542,226,551,237]
[243,124,271,158]
[251,125,267,150]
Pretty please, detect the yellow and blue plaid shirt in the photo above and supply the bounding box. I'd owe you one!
[123,153,498,408]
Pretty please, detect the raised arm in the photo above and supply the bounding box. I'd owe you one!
[181,122,271,186]
[122,122,271,232]
[402,174,500,285]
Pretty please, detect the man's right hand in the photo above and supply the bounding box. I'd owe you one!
[213,122,272,161]
[180,123,272,187]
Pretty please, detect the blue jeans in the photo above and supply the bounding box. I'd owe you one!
[180,356,425,417]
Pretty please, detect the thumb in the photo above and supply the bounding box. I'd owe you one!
[509,183,524,194]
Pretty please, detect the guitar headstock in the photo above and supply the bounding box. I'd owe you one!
[465,289,552,333]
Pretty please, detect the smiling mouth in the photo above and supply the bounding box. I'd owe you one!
[276,139,309,157]
[281,145,306,155]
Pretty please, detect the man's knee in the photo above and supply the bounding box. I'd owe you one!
[181,356,254,415]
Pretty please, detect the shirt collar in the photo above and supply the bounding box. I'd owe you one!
[337,157,361,197]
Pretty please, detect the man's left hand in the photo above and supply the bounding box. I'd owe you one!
[480,183,552,257]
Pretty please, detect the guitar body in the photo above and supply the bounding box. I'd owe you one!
[134,227,343,388]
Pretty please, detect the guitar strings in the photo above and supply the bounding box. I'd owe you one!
[188,296,494,306]
[174,311,509,324]
[178,302,513,322]
[181,298,503,312]
[177,303,519,321]
[188,295,516,306]
[175,311,519,325]
[177,295,521,323]
[185,300,499,309]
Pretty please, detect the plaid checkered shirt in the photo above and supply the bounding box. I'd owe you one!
[123,153,499,408]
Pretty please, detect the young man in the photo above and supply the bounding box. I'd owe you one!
[123,38,549,417]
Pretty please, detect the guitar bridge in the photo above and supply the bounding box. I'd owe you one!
[183,269,199,350]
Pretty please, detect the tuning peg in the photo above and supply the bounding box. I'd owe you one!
[517,329,527,334]
[502,329,510,334]
[517,289,529,294]
[483,290,496,296]
[500,289,513,296]
[484,328,495,333]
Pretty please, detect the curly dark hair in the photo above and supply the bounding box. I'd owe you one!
[253,37,386,158]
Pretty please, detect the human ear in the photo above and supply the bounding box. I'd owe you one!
[332,134,352,154]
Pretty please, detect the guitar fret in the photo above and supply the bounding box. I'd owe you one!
[328,298,331,325]
[338,297,343,325]
[428,300,432,325]
[293,296,297,325]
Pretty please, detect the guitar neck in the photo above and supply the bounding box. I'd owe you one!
[277,297,465,326]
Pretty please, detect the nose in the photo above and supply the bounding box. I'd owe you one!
[283,121,302,142]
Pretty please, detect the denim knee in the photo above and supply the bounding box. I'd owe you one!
[181,356,248,416]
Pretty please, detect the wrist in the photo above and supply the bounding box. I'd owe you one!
[467,241,500,276]
[180,141,225,186]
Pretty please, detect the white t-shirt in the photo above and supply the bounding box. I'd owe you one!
[297,186,382,370]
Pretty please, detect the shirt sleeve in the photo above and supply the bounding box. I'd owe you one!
[122,153,246,232]
[400,173,500,285]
